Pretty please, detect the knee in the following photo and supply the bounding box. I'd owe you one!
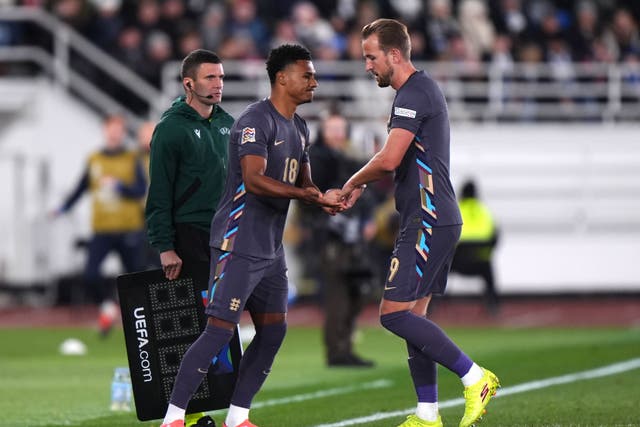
[380,310,410,334]
[255,322,287,347]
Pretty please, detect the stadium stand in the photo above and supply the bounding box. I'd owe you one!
[0,1,639,298]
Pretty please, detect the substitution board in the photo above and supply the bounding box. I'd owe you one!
[117,269,242,421]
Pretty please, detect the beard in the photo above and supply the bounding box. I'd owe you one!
[375,62,393,87]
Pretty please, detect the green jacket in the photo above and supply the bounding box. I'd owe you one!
[145,97,233,253]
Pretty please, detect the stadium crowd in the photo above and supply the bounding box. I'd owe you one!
[2,0,640,90]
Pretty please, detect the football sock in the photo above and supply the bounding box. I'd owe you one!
[407,340,438,398]
[225,404,250,427]
[230,322,287,408]
[162,403,185,425]
[381,310,473,377]
[461,363,484,387]
[407,339,439,421]
[416,402,440,422]
[169,324,234,408]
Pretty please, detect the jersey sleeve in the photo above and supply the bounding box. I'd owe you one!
[235,109,272,159]
[389,84,432,135]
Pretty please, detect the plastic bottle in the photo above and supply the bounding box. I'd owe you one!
[110,367,133,411]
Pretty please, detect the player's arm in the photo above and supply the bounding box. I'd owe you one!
[342,127,414,204]
[295,161,320,191]
[54,166,89,215]
[241,155,338,208]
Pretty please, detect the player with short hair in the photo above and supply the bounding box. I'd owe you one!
[340,19,500,427]
[160,44,341,427]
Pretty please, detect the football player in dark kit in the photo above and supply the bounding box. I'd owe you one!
[339,19,500,427]
[160,44,341,427]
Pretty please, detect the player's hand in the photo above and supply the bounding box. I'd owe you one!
[160,250,182,280]
[340,182,366,209]
[299,186,321,204]
[322,188,345,215]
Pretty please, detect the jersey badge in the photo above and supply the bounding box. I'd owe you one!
[394,107,417,118]
[241,127,256,144]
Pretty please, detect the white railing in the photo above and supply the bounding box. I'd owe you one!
[162,59,640,123]
[0,7,167,126]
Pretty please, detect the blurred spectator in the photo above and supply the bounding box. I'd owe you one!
[48,0,95,34]
[87,0,123,51]
[424,0,461,60]
[450,179,500,315]
[603,8,640,61]
[621,51,640,101]
[135,0,160,36]
[218,32,261,60]
[291,1,336,55]
[176,29,204,60]
[489,0,531,44]
[158,0,191,44]
[459,0,496,61]
[141,30,173,86]
[52,114,147,335]
[568,0,602,62]
[491,34,515,73]
[515,41,545,120]
[270,19,299,49]
[297,111,375,367]
[382,0,424,31]
[112,25,145,73]
[226,0,270,56]
[200,2,227,51]
[351,0,381,31]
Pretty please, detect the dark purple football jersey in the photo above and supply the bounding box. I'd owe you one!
[388,70,462,229]
[210,99,310,259]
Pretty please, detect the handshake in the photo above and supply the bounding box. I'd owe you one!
[302,183,367,216]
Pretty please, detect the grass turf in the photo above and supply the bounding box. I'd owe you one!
[1,325,638,427]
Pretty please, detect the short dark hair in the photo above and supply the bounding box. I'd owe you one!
[180,49,221,79]
[266,44,312,85]
[361,19,411,60]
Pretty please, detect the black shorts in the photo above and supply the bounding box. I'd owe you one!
[383,224,461,302]
[204,248,288,323]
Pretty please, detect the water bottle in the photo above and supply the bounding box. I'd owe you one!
[110,367,133,411]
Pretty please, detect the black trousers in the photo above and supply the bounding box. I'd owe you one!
[322,240,372,361]
[174,222,211,293]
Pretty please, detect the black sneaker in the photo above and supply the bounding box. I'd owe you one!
[328,354,375,367]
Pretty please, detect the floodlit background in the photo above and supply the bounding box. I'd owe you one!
[1,0,639,301]
[0,2,640,426]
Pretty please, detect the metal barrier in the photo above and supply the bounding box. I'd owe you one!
[161,59,640,124]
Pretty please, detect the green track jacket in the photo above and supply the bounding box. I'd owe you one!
[145,97,233,253]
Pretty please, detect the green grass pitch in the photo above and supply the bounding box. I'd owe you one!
[1,325,639,427]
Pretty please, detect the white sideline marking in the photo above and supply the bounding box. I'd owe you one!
[312,358,640,427]
[209,379,393,414]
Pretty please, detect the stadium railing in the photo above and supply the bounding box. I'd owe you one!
[0,6,165,128]
[161,59,640,124]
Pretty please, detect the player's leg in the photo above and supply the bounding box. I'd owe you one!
[399,296,440,426]
[85,234,118,335]
[161,249,267,427]
[84,233,111,304]
[379,225,498,425]
[224,254,289,427]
